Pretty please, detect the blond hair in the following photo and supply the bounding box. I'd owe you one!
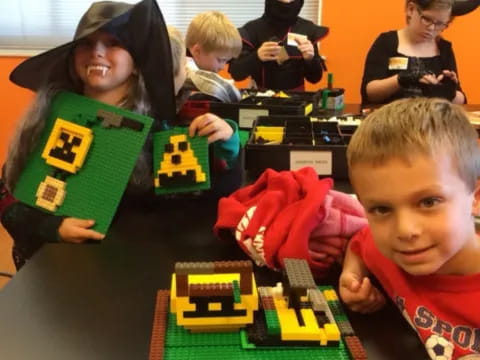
[185,11,241,58]
[167,26,185,77]
[347,98,480,191]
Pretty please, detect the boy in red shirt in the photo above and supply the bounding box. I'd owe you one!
[340,97,480,359]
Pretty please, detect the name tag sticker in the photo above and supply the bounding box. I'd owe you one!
[290,151,332,175]
[287,32,308,47]
[388,57,409,70]
[239,108,269,128]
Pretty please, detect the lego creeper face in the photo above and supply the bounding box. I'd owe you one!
[42,118,93,174]
[155,134,206,188]
[36,118,93,211]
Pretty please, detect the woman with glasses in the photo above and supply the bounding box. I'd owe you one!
[360,0,465,105]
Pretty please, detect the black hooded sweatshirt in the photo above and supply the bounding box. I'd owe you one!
[229,0,328,90]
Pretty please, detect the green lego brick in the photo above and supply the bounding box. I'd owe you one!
[233,280,241,304]
[153,127,210,195]
[13,91,153,234]
[264,310,280,335]
[239,130,250,147]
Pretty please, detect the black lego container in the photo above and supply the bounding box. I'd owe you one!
[209,96,311,129]
[246,115,353,180]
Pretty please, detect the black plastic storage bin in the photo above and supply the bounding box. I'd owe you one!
[246,115,354,180]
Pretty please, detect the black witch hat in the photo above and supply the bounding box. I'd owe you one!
[9,0,176,123]
[452,0,480,16]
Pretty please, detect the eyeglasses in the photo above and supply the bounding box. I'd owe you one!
[416,8,449,30]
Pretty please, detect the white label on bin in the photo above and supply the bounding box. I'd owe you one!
[290,151,332,175]
[239,109,269,128]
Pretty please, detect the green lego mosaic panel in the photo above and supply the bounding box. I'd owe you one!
[153,127,210,195]
[14,91,153,234]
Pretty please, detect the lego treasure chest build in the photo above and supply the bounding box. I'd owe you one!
[149,259,367,360]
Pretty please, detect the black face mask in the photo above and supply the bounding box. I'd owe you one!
[263,0,304,27]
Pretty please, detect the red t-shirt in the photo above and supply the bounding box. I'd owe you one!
[351,226,480,359]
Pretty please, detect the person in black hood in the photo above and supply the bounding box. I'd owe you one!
[228,0,329,91]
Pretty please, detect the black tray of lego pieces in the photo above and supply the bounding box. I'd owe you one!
[245,115,349,179]
[312,115,363,144]
[209,95,310,129]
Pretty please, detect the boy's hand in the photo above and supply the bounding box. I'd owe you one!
[295,37,314,61]
[58,217,105,243]
[339,272,386,313]
[189,113,233,143]
[257,41,281,62]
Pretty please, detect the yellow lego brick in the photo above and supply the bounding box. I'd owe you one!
[275,91,290,98]
[170,134,187,143]
[208,302,222,311]
[324,323,341,341]
[176,310,255,328]
[322,289,338,301]
[304,103,313,115]
[170,274,178,313]
[42,118,93,174]
[273,296,288,311]
[254,127,284,144]
[188,274,240,283]
[277,307,327,343]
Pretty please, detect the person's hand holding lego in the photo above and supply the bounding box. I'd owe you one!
[257,41,282,62]
[189,113,233,143]
[295,37,314,61]
[58,217,105,243]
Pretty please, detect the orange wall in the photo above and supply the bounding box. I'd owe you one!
[0,57,33,164]
[320,0,480,104]
[1,0,480,164]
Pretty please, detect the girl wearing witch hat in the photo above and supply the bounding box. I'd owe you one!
[0,0,239,269]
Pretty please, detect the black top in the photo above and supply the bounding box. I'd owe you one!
[360,31,463,105]
[229,17,328,91]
